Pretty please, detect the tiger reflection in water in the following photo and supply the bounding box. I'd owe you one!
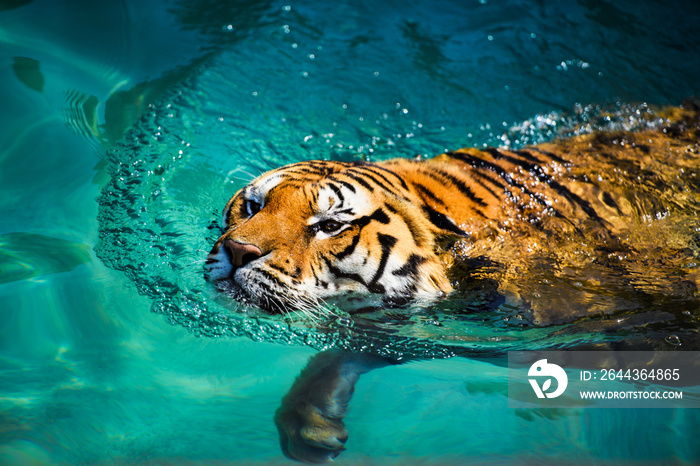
[206,101,700,462]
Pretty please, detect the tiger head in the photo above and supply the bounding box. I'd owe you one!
[205,160,467,316]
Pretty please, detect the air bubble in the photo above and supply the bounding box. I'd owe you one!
[336,316,353,327]
[665,335,682,346]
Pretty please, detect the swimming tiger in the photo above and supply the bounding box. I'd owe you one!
[205,101,700,463]
[205,101,700,323]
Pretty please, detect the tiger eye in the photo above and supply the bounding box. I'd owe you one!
[318,220,342,233]
[245,199,262,216]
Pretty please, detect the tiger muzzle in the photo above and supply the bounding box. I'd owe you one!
[224,239,264,268]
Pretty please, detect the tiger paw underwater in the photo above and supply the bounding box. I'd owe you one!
[205,101,700,462]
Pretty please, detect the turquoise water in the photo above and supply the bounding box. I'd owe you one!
[2,0,700,464]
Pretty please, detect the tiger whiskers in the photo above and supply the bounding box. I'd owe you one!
[280,289,338,323]
[299,300,338,324]
[225,167,262,184]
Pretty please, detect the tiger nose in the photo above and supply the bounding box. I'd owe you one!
[224,239,263,267]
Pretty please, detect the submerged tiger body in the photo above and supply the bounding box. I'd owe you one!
[206,102,700,320]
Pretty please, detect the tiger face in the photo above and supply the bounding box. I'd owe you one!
[205,160,464,315]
